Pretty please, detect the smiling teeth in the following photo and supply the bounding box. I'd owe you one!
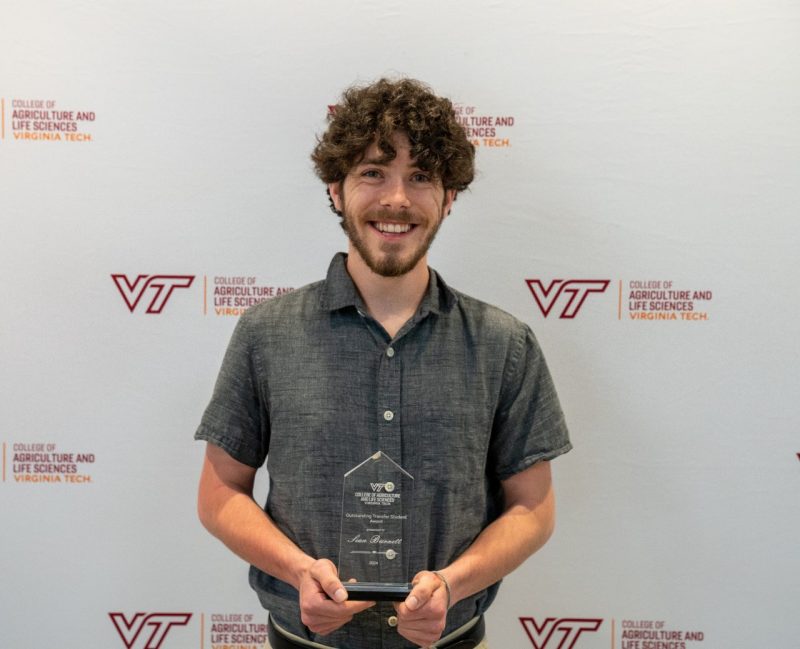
[375,222,412,234]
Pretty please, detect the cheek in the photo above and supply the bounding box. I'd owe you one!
[424,195,446,216]
[342,185,375,210]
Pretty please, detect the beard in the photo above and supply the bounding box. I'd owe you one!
[340,206,444,278]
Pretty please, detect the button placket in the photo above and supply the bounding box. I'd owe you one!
[376,342,402,461]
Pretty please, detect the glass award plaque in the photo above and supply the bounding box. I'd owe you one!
[338,451,413,601]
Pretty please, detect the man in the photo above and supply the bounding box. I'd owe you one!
[196,78,571,649]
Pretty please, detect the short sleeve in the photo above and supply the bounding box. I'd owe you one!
[489,324,571,480]
[194,313,269,468]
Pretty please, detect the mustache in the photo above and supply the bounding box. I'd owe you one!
[363,208,421,223]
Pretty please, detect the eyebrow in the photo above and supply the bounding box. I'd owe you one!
[358,156,422,169]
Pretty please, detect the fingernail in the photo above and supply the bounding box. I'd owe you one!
[406,595,419,610]
[333,588,347,603]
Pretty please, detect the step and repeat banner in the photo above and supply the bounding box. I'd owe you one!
[2,1,798,648]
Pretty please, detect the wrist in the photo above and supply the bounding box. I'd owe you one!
[432,570,452,609]
[287,553,316,591]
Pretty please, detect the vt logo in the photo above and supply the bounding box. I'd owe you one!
[111,274,195,314]
[370,481,395,492]
[519,617,603,648]
[525,279,610,318]
[109,613,192,649]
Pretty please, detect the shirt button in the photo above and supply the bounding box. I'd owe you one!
[386,347,395,358]
[383,410,394,422]
[387,615,398,628]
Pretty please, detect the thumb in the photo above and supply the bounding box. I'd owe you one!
[310,559,348,603]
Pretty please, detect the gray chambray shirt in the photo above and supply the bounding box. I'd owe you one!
[195,253,571,649]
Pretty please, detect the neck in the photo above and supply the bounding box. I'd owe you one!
[345,247,430,338]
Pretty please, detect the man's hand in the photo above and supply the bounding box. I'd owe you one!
[298,558,375,636]
[394,571,449,647]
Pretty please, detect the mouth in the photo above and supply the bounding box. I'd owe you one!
[371,221,416,235]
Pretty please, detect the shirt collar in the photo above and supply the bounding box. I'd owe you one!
[321,252,458,316]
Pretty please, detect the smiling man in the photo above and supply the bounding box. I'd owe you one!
[195,78,572,649]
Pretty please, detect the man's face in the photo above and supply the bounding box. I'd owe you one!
[329,132,456,278]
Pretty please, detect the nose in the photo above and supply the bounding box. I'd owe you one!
[379,176,411,210]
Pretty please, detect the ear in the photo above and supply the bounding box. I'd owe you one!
[443,189,457,217]
[328,182,344,213]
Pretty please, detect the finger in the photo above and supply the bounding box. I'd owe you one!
[343,599,376,615]
[306,591,376,619]
[397,616,446,648]
[303,598,376,635]
[305,590,375,617]
[317,596,376,615]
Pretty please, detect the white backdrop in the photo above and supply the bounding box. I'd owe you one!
[2,1,799,648]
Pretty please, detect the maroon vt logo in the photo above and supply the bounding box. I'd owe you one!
[111,274,195,314]
[109,613,192,649]
[520,617,603,648]
[525,279,610,318]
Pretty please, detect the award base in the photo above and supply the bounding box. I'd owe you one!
[344,582,412,602]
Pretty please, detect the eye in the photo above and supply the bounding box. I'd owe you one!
[411,172,431,183]
[361,169,382,179]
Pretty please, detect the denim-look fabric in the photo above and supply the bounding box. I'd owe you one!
[196,253,571,649]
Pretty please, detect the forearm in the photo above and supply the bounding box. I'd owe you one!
[198,452,313,590]
[394,474,555,648]
[439,462,556,607]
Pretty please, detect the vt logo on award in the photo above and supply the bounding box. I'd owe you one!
[370,482,390,492]
[338,451,413,601]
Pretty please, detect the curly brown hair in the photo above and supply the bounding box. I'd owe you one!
[312,78,475,213]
